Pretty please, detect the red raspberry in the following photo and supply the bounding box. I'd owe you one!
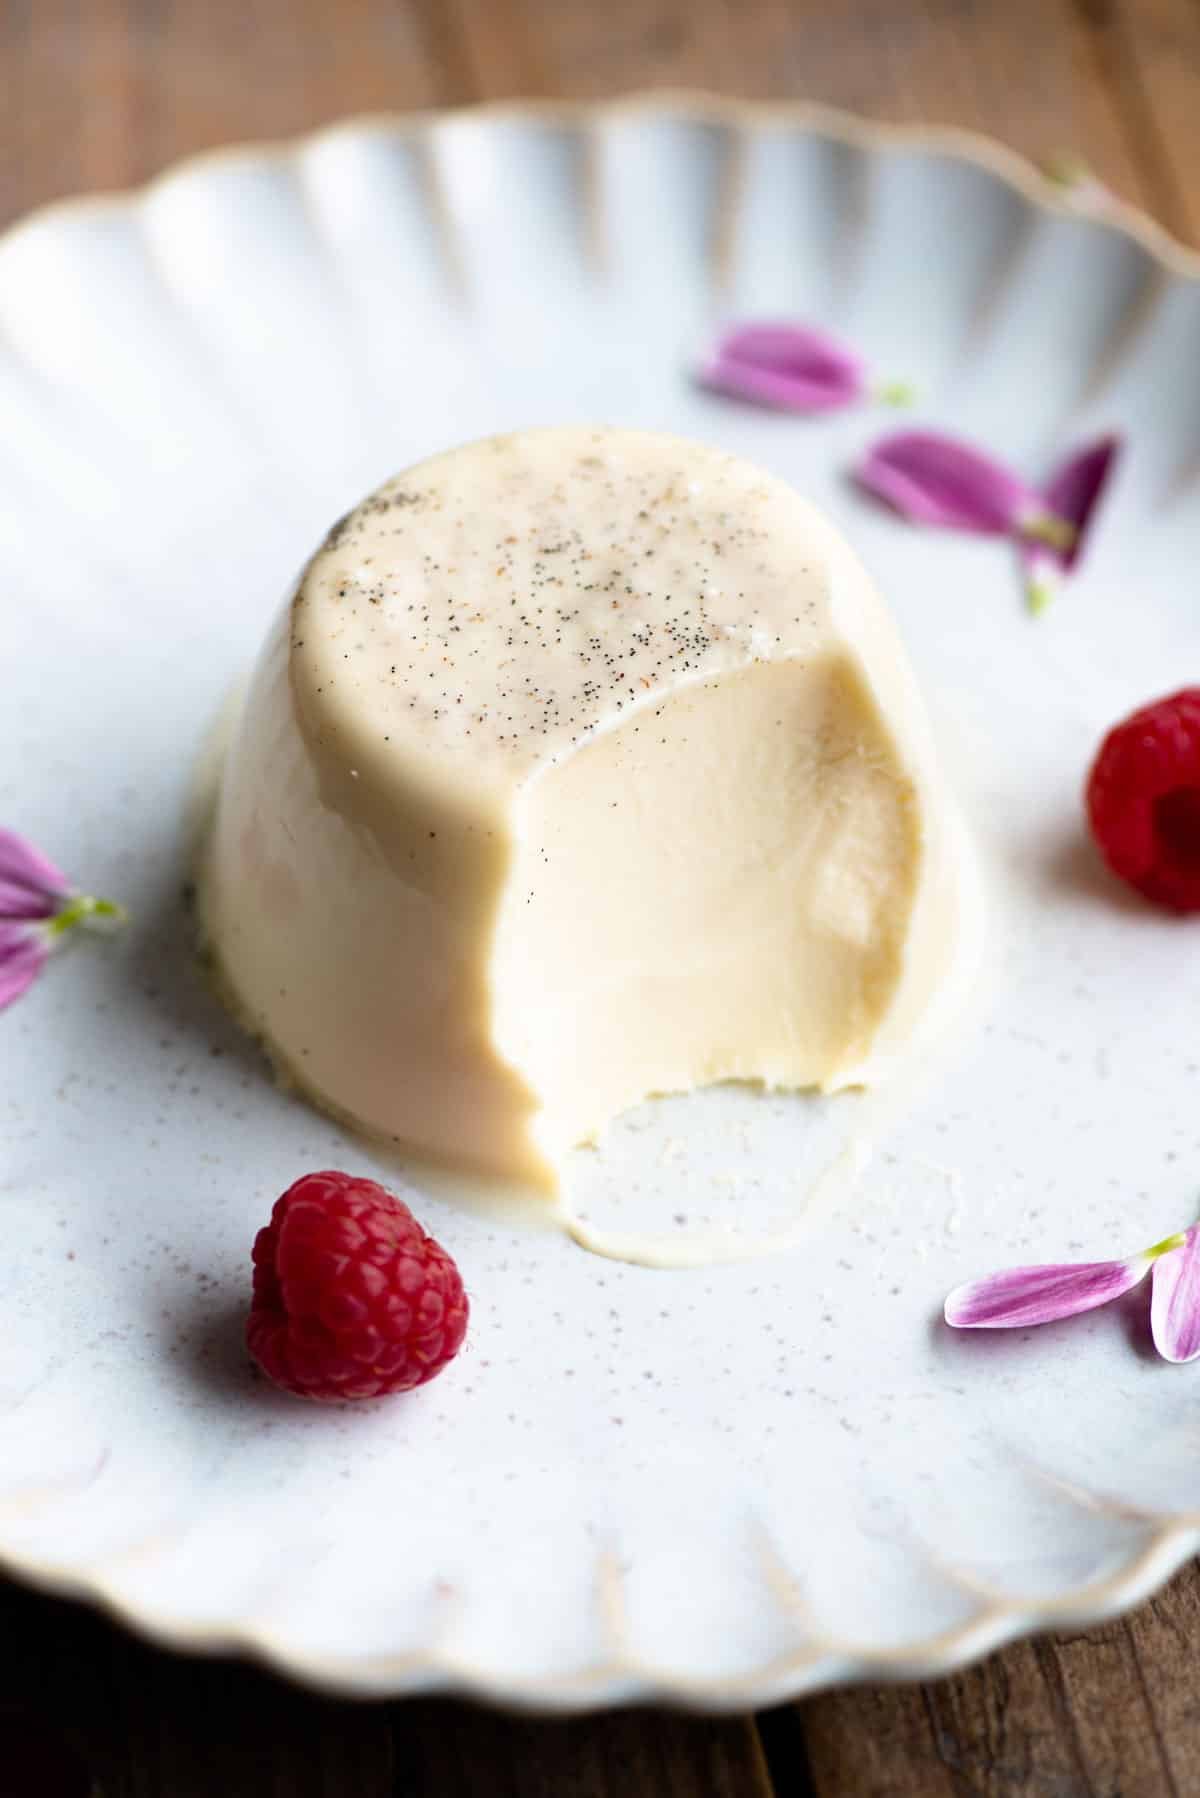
[247,1171,468,1401]
[1086,687,1200,913]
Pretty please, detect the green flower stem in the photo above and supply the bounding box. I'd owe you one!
[1026,576,1055,618]
[1147,1231,1189,1261]
[47,893,126,940]
[1041,152,1093,191]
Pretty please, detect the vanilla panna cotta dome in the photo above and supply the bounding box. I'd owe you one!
[201,427,970,1189]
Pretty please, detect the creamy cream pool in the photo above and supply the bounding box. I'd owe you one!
[201,428,972,1188]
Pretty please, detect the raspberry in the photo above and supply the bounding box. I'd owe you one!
[247,1171,468,1401]
[1086,687,1200,913]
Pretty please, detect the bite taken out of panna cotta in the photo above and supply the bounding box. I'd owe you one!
[201,427,972,1190]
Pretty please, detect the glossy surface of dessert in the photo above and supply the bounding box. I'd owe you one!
[202,428,969,1185]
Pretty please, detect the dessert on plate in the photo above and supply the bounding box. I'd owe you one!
[201,427,970,1189]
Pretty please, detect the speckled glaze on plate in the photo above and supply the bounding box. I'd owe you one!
[1,95,1198,1709]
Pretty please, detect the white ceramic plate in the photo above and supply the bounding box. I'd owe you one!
[3,96,1199,1710]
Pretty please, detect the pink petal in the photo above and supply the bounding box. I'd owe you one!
[698,322,866,414]
[1150,1226,1200,1363]
[0,827,69,919]
[0,921,48,1010]
[856,431,1034,534]
[1031,435,1122,573]
[945,1253,1150,1329]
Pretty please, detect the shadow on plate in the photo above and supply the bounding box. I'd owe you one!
[1043,829,1150,917]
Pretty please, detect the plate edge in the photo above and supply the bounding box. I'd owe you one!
[3,1514,1198,1710]
[4,89,1199,1707]
[1,89,1198,287]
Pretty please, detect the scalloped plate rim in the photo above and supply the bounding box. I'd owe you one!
[3,1514,1198,1709]
[3,90,1198,285]
[3,92,1199,1710]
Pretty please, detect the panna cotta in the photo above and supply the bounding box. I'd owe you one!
[201,428,970,1188]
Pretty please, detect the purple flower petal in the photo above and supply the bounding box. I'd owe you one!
[945,1252,1151,1330]
[0,839,125,1011]
[857,431,1035,534]
[698,322,867,414]
[0,827,69,920]
[1018,438,1121,613]
[1032,435,1121,573]
[0,920,48,1010]
[1150,1226,1200,1363]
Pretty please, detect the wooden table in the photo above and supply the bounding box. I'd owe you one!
[3,3,1199,1792]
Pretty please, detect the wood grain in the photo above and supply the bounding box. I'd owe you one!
[1096,0,1200,245]
[519,0,1159,214]
[390,1698,776,1796]
[1,0,1197,240]
[2,2,1200,1794]
[0,1572,778,1798]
